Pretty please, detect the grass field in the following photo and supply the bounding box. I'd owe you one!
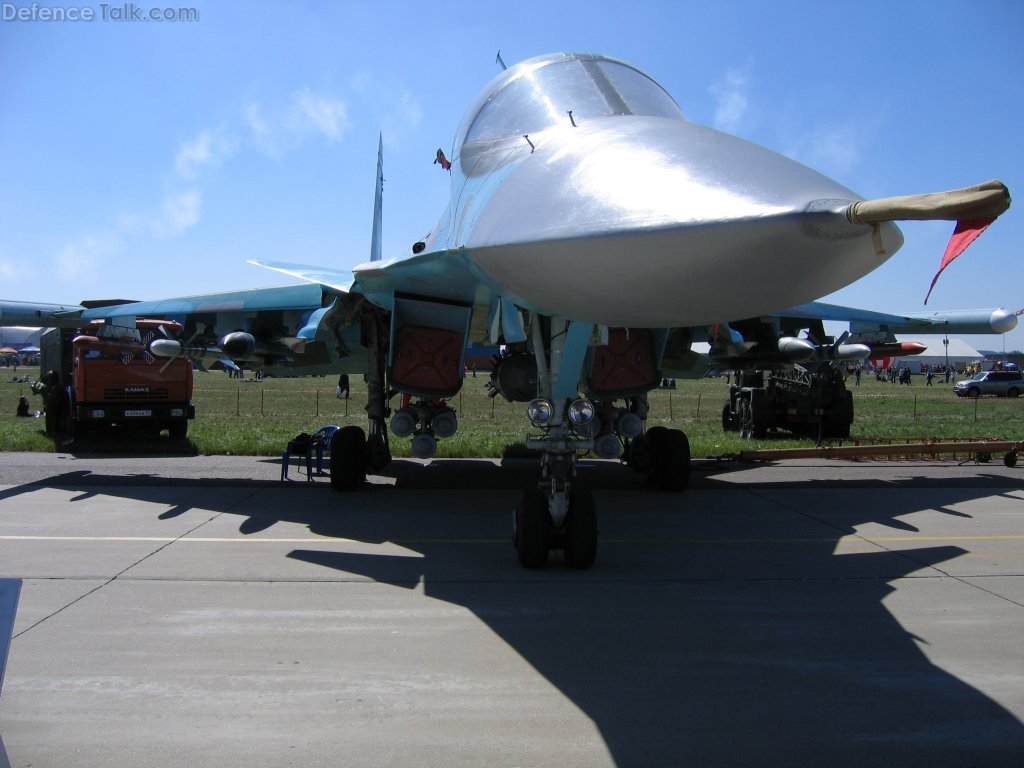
[1,365,1021,458]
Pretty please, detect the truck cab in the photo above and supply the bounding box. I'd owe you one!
[39,318,195,439]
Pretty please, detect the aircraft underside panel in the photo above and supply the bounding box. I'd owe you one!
[587,328,660,397]
[388,296,473,398]
[391,326,464,396]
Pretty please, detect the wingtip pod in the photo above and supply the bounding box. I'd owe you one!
[991,308,1018,335]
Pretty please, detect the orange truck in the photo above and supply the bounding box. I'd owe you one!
[37,318,195,440]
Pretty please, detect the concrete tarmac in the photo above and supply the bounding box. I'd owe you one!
[0,451,1022,767]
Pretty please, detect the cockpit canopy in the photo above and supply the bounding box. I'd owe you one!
[455,53,685,151]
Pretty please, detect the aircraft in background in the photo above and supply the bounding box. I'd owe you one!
[0,53,1013,569]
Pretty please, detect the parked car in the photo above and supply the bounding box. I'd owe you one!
[953,370,1024,398]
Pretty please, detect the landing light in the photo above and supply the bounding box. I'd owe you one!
[567,398,595,426]
[527,398,553,425]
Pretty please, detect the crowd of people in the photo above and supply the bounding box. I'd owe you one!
[855,363,961,386]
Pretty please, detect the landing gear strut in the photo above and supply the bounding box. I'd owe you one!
[330,308,392,490]
[514,429,599,569]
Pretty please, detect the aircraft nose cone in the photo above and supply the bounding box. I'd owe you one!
[467,117,902,328]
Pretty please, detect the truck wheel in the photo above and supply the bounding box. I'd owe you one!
[721,403,736,432]
[44,387,61,437]
[169,422,188,440]
[62,387,75,438]
[738,401,751,439]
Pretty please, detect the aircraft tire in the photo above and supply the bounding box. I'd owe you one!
[515,489,550,568]
[564,489,597,569]
[644,426,669,485]
[330,425,367,491]
[660,429,691,492]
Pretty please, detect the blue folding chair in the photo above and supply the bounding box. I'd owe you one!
[280,426,339,481]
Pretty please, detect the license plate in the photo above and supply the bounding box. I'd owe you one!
[124,410,152,417]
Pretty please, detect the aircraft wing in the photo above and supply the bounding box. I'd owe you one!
[674,300,1019,375]
[0,299,86,329]
[73,282,365,376]
[772,301,1018,336]
[77,282,336,320]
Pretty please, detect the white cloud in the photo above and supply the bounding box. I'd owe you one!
[245,101,282,157]
[49,85,353,279]
[246,88,351,156]
[54,233,121,284]
[709,67,751,134]
[150,189,202,238]
[291,88,349,141]
[175,127,237,179]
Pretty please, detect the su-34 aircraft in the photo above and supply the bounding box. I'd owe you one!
[3,53,1013,568]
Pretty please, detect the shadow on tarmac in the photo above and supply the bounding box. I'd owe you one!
[4,458,1024,765]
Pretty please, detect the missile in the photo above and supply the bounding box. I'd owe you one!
[833,343,872,360]
[865,341,928,357]
[777,336,817,362]
[148,338,237,372]
[778,336,870,362]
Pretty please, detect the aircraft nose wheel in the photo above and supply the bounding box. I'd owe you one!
[563,489,597,569]
[514,490,550,568]
[514,488,598,569]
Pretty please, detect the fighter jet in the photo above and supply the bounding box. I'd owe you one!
[2,53,1012,569]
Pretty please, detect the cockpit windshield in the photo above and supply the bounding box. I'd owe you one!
[463,55,684,146]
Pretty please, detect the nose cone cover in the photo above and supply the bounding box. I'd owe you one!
[466,118,902,327]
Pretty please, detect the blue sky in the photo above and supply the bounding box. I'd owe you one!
[1,0,1022,350]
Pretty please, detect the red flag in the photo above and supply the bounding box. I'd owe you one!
[924,216,996,304]
[433,148,451,171]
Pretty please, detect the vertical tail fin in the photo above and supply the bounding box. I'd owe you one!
[370,133,383,262]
